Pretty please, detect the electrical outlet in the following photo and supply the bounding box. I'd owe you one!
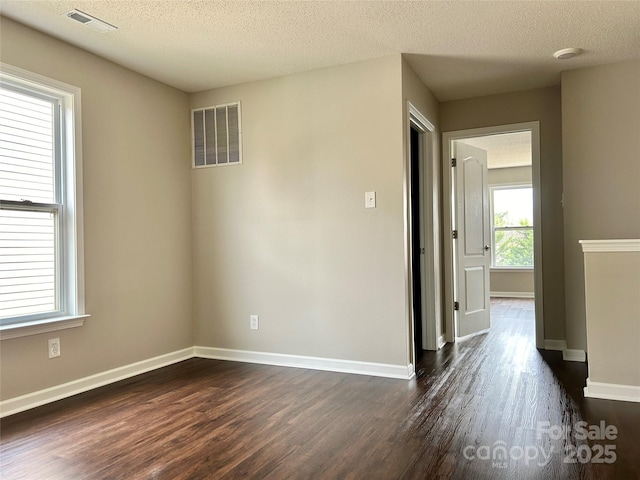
[48,338,61,358]
[250,315,259,330]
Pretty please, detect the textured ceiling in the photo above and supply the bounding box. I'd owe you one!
[1,1,639,100]
[462,132,531,169]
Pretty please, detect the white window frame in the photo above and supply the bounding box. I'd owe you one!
[0,64,88,340]
[490,183,534,270]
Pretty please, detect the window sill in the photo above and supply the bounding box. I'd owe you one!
[491,268,534,273]
[0,314,90,340]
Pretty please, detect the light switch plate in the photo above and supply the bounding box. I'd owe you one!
[365,191,376,208]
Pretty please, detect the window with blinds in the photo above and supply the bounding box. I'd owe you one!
[0,63,88,332]
[192,102,242,168]
[0,83,61,322]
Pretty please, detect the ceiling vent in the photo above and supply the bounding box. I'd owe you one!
[64,9,117,33]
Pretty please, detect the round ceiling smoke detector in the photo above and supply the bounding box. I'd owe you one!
[553,48,582,60]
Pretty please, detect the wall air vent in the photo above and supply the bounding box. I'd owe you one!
[65,9,117,33]
[192,102,242,168]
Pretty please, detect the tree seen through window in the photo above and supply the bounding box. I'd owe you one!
[492,187,533,267]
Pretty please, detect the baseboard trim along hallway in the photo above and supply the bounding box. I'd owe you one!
[0,348,195,418]
[544,339,586,363]
[584,378,640,403]
[1,347,413,417]
[194,346,414,381]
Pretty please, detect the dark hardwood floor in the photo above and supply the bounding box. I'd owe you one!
[1,299,639,479]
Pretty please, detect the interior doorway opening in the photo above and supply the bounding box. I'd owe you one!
[442,123,543,348]
[410,126,423,361]
[405,102,440,370]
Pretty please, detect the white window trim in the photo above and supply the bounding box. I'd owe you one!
[490,183,534,270]
[0,63,88,340]
[0,315,90,340]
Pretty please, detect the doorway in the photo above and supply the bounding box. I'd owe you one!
[410,126,423,360]
[405,102,440,368]
[442,123,543,348]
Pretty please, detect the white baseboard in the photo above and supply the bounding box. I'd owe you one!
[584,378,640,403]
[0,347,194,418]
[1,346,414,418]
[456,328,490,342]
[563,348,586,362]
[437,335,446,349]
[490,291,535,299]
[543,340,586,362]
[0,338,588,418]
[194,346,414,380]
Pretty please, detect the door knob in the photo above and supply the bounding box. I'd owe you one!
[484,245,490,251]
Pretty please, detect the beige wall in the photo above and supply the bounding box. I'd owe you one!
[561,60,640,351]
[440,86,565,341]
[490,272,534,296]
[0,18,193,400]
[488,166,531,185]
[583,249,640,387]
[190,55,417,366]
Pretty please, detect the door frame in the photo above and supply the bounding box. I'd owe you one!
[442,122,544,348]
[404,102,441,369]
[409,125,424,360]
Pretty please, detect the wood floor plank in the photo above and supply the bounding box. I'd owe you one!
[1,299,639,479]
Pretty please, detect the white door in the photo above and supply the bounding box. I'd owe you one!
[454,141,490,337]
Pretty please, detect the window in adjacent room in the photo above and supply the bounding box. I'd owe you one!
[490,185,534,268]
[0,64,87,335]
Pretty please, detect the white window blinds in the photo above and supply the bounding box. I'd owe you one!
[0,85,60,321]
[0,88,56,203]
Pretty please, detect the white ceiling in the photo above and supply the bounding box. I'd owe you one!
[461,132,532,169]
[1,1,639,100]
